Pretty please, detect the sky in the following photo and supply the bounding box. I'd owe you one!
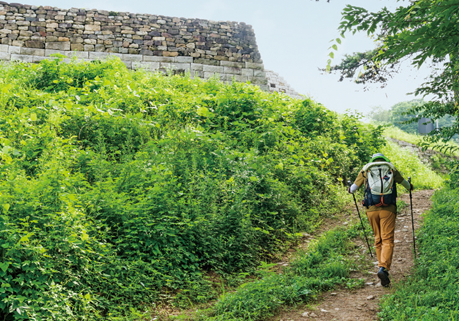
[19,0,431,116]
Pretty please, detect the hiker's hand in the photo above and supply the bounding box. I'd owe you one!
[347,186,352,194]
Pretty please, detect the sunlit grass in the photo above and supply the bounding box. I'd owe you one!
[381,140,444,190]
[384,126,459,157]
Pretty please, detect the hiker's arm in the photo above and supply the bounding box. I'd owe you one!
[348,171,365,194]
[395,171,413,191]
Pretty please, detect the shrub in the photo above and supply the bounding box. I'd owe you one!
[0,58,385,319]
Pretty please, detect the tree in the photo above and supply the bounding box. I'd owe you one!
[328,0,459,145]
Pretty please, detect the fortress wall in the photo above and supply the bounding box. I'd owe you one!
[0,2,308,94]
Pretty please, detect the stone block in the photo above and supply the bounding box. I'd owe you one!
[70,44,84,51]
[8,46,21,54]
[191,63,203,71]
[159,62,171,69]
[194,58,219,66]
[245,62,264,70]
[46,42,70,50]
[83,44,94,51]
[233,75,248,82]
[0,44,8,52]
[45,49,62,57]
[258,84,269,91]
[20,47,45,56]
[163,51,178,57]
[223,66,242,75]
[171,62,191,71]
[108,53,123,59]
[190,70,204,78]
[133,61,159,71]
[31,55,48,63]
[221,61,244,68]
[122,53,142,62]
[241,68,254,77]
[143,56,175,62]
[11,54,33,63]
[85,24,100,31]
[249,76,268,85]
[0,52,10,60]
[203,65,223,73]
[24,40,45,49]
[89,52,109,60]
[174,56,192,63]
[254,70,266,78]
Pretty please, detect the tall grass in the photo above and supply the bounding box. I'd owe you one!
[382,140,444,190]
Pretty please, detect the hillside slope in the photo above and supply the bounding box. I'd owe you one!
[0,57,386,320]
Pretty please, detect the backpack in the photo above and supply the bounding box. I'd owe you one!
[362,162,397,208]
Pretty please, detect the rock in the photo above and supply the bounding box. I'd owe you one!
[320,309,328,313]
[394,240,402,243]
[335,308,340,311]
[367,295,375,300]
[375,282,382,287]
[309,312,318,317]
[366,282,374,286]
[330,292,337,296]
[302,312,309,317]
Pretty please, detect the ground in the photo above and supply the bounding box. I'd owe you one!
[270,189,433,321]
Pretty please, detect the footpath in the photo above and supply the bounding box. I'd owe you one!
[270,189,434,321]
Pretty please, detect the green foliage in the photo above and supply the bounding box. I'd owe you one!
[379,185,459,320]
[381,140,444,190]
[189,223,365,321]
[384,126,459,157]
[331,0,459,143]
[0,57,385,320]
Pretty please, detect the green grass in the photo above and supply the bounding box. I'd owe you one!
[179,222,369,321]
[381,140,444,190]
[384,126,459,157]
[379,184,459,320]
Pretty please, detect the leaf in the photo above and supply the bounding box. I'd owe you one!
[30,113,37,121]
[336,38,342,44]
[329,52,334,59]
[2,204,9,213]
[0,262,9,273]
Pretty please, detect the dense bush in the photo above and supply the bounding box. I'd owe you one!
[0,56,385,320]
[379,183,459,320]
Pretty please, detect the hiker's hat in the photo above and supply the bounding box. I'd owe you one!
[370,153,391,163]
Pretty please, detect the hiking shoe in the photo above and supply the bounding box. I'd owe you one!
[378,267,390,287]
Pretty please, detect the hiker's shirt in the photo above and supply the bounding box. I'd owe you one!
[354,169,405,213]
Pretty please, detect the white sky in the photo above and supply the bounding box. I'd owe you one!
[19,0,430,115]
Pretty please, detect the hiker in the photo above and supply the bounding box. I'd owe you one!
[347,153,413,287]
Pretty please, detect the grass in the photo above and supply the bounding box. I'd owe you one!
[381,140,444,190]
[384,126,459,157]
[378,183,459,320]
[171,221,371,321]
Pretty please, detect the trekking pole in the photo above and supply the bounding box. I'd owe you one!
[408,177,417,259]
[348,181,373,257]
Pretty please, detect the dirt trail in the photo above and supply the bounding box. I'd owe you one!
[273,189,434,321]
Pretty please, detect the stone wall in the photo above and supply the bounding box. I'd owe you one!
[266,70,302,99]
[0,2,313,93]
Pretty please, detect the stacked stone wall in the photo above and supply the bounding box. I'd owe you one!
[0,2,311,92]
[266,70,302,99]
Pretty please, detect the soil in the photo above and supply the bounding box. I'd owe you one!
[270,189,434,321]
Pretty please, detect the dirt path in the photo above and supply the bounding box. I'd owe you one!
[272,189,434,321]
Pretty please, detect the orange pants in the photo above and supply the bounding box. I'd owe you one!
[366,210,396,271]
